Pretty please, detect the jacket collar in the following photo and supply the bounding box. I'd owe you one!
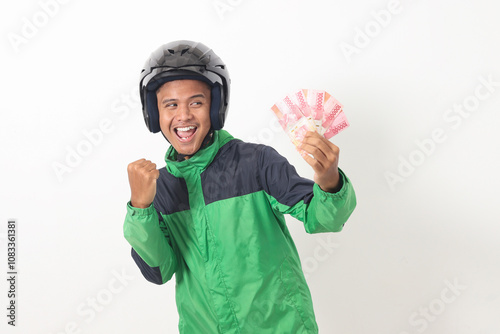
[165,130,234,177]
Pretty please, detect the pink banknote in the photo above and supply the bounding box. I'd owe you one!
[271,88,349,147]
[305,89,326,133]
[271,99,317,147]
[291,89,311,118]
[323,111,349,139]
[322,92,343,132]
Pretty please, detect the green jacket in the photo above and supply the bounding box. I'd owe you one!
[123,130,356,333]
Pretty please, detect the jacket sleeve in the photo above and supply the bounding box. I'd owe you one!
[123,201,178,284]
[258,145,356,233]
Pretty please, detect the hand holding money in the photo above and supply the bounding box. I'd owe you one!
[299,131,341,192]
[271,89,348,192]
[271,89,349,145]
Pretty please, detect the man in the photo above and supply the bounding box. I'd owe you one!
[123,40,356,334]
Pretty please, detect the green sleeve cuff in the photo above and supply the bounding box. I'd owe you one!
[313,168,350,200]
[126,201,155,216]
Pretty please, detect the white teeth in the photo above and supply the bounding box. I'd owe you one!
[176,126,196,132]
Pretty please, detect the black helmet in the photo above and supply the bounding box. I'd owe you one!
[139,40,230,132]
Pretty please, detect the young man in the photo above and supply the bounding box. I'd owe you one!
[123,40,356,333]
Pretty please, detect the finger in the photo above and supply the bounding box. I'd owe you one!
[135,159,158,172]
[299,135,332,164]
[131,158,148,165]
[138,159,153,168]
[302,130,325,141]
[128,159,150,172]
[303,131,338,147]
[144,163,157,172]
[302,132,336,152]
[299,142,328,169]
[298,147,322,171]
[128,158,142,168]
[301,133,339,163]
[301,132,329,148]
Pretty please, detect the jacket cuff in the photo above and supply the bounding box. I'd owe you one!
[313,168,350,199]
[126,201,155,216]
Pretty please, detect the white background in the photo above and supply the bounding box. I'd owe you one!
[1,0,499,333]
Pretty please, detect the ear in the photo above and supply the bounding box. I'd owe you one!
[210,84,223,130]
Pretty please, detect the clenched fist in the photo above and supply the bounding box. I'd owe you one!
[127,159,160,208]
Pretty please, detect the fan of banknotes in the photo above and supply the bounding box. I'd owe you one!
[271,89,349,147]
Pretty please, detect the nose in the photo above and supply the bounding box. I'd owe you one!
[175,103,192,121]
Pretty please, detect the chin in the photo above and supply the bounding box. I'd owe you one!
[162,128,207,156]
[174,142,201,156]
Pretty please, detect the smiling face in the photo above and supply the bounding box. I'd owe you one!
[156,79,212,156]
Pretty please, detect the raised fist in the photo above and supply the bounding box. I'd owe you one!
[127,159,160,208]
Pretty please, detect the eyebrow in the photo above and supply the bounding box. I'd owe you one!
[161,94,207,106]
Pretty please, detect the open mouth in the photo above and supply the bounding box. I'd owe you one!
[174,125,198,142]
